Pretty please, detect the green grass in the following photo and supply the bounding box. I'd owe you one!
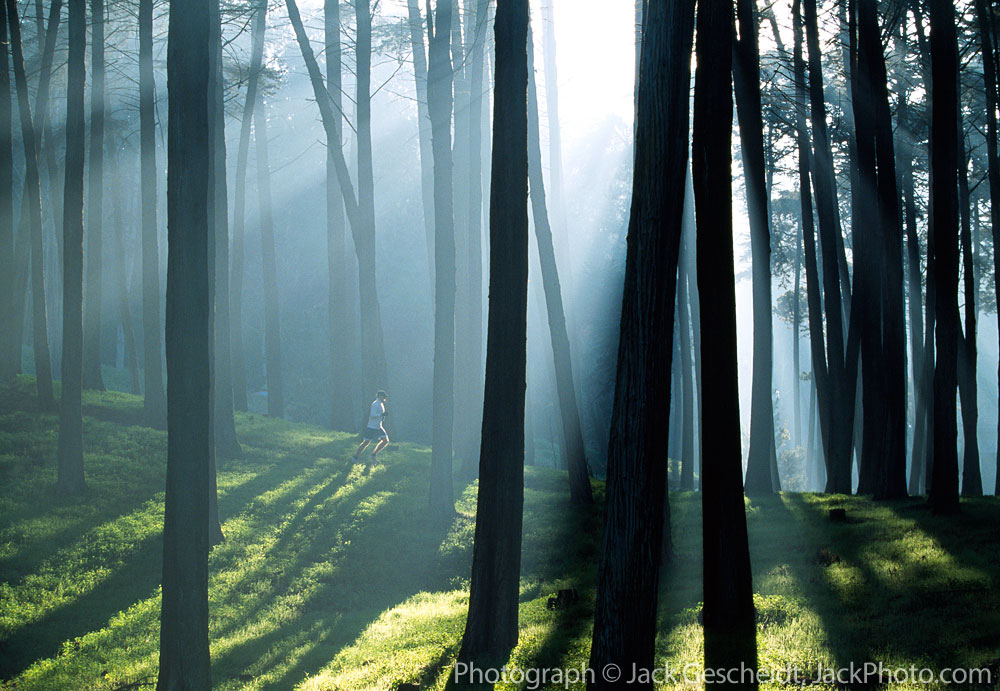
[1,375,999,690]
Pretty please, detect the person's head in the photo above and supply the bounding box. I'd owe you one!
[376,390,387,402]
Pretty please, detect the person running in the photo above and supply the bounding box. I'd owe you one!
[351,390,389,464]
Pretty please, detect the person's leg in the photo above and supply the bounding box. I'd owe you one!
[352,439,371,460]
[372,435,390,458]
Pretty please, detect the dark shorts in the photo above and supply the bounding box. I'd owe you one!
[363,426,387,441]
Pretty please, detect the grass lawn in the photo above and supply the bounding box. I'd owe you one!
[1,375,999,690]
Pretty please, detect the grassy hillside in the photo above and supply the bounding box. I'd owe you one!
[1,376,999,690]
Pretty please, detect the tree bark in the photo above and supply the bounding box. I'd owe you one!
[109,135,141,395]
[82,0,106,391]
[928,0,961,515]
[733,0,777,495]
[587,0,695,685]
[140,0,166,428]
[694,0,758,681]
[458,0,529,665]
[157,0,212,679]
[427,0,455,519]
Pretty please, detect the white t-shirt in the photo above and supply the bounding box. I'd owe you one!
[368,399,385,429]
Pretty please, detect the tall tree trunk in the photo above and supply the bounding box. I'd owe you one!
[973,0,1000,496]
[928,0,961,515]
[896,20,927,496]
[57,0,87,494]
[354,0,389,402]
[82,0,106,391]
[255,98,285,418]
[140,0,166,427]
[694,0,758,681]
[230,0,268,415]
[157,0,212,678]
[0,0,13,383]
[804,0,856,493]
[427,0,455,518]
[956,116,982,496]
[526,28,593,505]
[734,0,777,495]
[458,0,529,664]
[587,0,695,685]
[326,0,355,431]
[406,0,436,285]
[6,0,54,409]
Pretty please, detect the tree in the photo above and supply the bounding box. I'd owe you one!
[6,0,55,409]
[286,0,388,407]
[157,0,212,682]
[140,0,167,428]
[457,0,529,664]
[326,0,356,432]
[255,88,285,419]
[57,0,88,495]
[587,0,695,684]
[733,0,779,496]
[526,24,593,505]
[427,0,456,519]
[82,0,106,392]
[694,0,758,681]
[928,0,961,515]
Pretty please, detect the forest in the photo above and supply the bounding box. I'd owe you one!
[1,0,999,687]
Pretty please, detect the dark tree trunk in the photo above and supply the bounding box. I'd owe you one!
[458,0,529,665]
[956,115,981,496]
[733,0,777,496]
[895,20,927,496]
[254,97,285,419]
[57,0,87,494]
[406,0,436,284]
[526,28,593,505]
[587,0,695,685]
[928,0,961,515]
[973,0,1000,496]
[0,0,13,383]
[7,0,54,409]
[230,0,268,415]
[804,0,857,493]
[140,0,166,428]
[427,0,455,519]
[157,0,212,683]
[694,0,758,681]
[82,0,106,391]
[326,0,356,431]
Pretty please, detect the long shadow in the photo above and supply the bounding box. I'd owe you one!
[794,494,1000,685]
[0,442,350,680]
[210,462,458,688]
